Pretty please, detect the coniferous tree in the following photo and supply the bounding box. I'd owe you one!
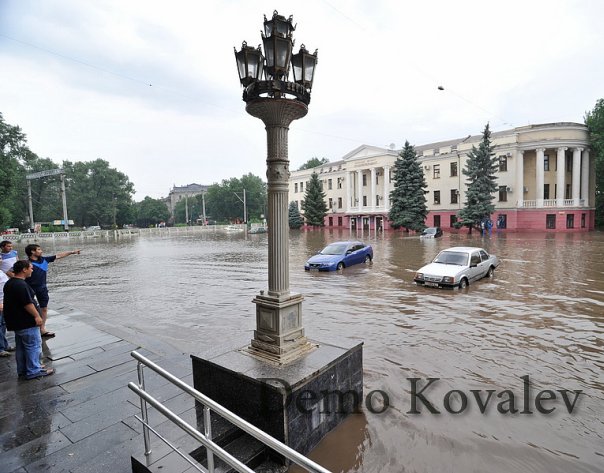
[456,123,499,233]
[585,98,604,227]
[388,141,428,231]
[301,172,328,226]
[288,201,304,229]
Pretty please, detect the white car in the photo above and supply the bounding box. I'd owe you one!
[414,246,499,289]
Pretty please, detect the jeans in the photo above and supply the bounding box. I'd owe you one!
[0,310,9,351]
[14,326,43,379]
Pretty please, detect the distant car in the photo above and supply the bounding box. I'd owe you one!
[421,227,443,238]
[305,241,373,271]
[414,246,499,289]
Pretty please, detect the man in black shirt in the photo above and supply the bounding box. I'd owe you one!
[3,260,54,379]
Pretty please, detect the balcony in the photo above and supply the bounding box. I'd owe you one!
[518,199,585,208]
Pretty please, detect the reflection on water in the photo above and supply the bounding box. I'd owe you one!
[23,229,604,472]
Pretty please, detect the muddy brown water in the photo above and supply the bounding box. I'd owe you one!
[27,230,604,472]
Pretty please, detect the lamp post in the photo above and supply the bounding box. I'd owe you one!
[235,11,318,364]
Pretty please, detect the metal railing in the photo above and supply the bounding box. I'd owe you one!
[128,350,331,473]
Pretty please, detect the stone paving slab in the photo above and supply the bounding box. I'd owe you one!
[0,307,194,473]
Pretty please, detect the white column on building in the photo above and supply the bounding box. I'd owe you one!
[515,150,524,207]
[536,148,545,207]
[572,147,582,206]
[370,168,376,210]
[383,165,391,211]
[346,171,353,210]
[581,149,590,207]
[556,147,567,206]
[356,170,363,210]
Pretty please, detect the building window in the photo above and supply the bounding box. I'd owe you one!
[300,182,304,192]
[450,162,458,177]
[328,179,332,190]
[434,190,441,205]
[498,186,508,202]
[544,184,550,200]
[433,164,440,179]
[546,214,556,229]
[566,214,574,229]
[566,156,572,172]
[544,154,550,171]
[338,197,342,208]
[497,214,507,229]
[295,183,298,193]
[450,214,457,227]
[362,174,367,186]
[328,197,333,209]
[451,189,458,204]
[376,173,379,184]
[434,215,441,227]
[337,177,343,189]
[581,213,586,228]
[338,216,343,226]
[499,155,508,172]
[328,217,333,227]
[362,195,367,206]
[565,184,571,199]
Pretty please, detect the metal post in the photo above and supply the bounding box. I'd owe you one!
[243,188,247,224]
[60,173,69,231]
[203,406,214,472]
[202,192,207,225]
[185,194,189,225]
[137,362,152,456]
[27,179,34,231]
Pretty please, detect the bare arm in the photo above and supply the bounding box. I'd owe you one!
[25,303,43,326]
[55,249,81,259]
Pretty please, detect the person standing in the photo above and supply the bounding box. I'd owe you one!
[0,269,16,356]
[1,240,18,277]
[3,260,54,379]
[24,244,81,338]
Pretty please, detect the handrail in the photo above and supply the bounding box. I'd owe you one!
[129,350,332,473]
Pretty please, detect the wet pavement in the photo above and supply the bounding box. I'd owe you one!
[0,304,194,473]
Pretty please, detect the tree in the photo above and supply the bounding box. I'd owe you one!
[585,98,604,227]
[288,201,304,229]
[134,196,170,227]
[301,172,328,226]
[297,157,329,171]
[456,124,499,233]
[204,174,266,223]
[388,141,428,231]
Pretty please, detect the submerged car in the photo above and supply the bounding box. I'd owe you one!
[414,246,499,289]
[421,226,443,238]
[305,241,373,271]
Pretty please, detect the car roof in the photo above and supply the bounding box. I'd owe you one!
[328,240,364,245]
[440,246,486,254]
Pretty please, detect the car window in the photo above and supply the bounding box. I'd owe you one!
[480,250,489,262]
[322,243,347,255]
[353,244,364,251]
[434,251,468,265]
[470,253,481,265]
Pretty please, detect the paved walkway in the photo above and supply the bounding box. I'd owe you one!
[0,305,196,473]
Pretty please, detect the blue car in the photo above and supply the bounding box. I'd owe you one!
[305,241,373,271]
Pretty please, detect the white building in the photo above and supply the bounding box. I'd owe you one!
[289,122,594,232]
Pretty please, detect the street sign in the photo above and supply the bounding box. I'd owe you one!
[26,168,64,180]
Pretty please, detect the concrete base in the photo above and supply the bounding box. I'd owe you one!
[191,339,363,456]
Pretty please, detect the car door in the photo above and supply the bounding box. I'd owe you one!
[343,243,356,266]
[468,252,484,281]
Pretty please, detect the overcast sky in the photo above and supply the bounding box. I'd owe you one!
[1,0,602,199]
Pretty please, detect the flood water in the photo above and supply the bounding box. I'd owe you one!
[28,229,604,473]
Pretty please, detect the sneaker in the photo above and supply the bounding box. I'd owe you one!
[25,368,55,380]
[6,346,15,352]
[0,351,10,357]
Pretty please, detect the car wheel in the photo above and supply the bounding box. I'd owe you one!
[459,278,468,289]
[364,255,372,264]
[337,262,344,271]
[486,266,494,278]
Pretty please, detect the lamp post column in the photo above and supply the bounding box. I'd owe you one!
[246,98,312,363]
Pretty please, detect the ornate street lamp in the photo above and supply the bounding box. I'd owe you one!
[234,10,318,364]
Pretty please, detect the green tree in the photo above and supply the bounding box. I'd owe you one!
[288,201,304,229]
[297,157,329,171]
[388,141,428,231]
[301,172,328,226]
[585,98,604,227]
[204,174,266,223]
[135,196,170,227]
[456,124,499,233]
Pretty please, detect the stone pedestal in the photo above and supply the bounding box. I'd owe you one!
[191,339,363,456]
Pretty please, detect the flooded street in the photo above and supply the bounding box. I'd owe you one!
[30,229,604,472]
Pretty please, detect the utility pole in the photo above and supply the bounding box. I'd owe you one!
[234,189,247,224]
[202,192,207,224]
[27,180,34,231]
[113,193,117,228]
[60,174,69,231]
[185,194,189,224]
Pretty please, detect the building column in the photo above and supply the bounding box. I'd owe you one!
[356,170,363,209]
[581,149,590,207]
[536,148,545,207]
[370,168,376,210]
[556,147,567,206]
[572,147,582,206]
[346,171,352,210]
[383,165,391,211]
[515,150,524,207]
